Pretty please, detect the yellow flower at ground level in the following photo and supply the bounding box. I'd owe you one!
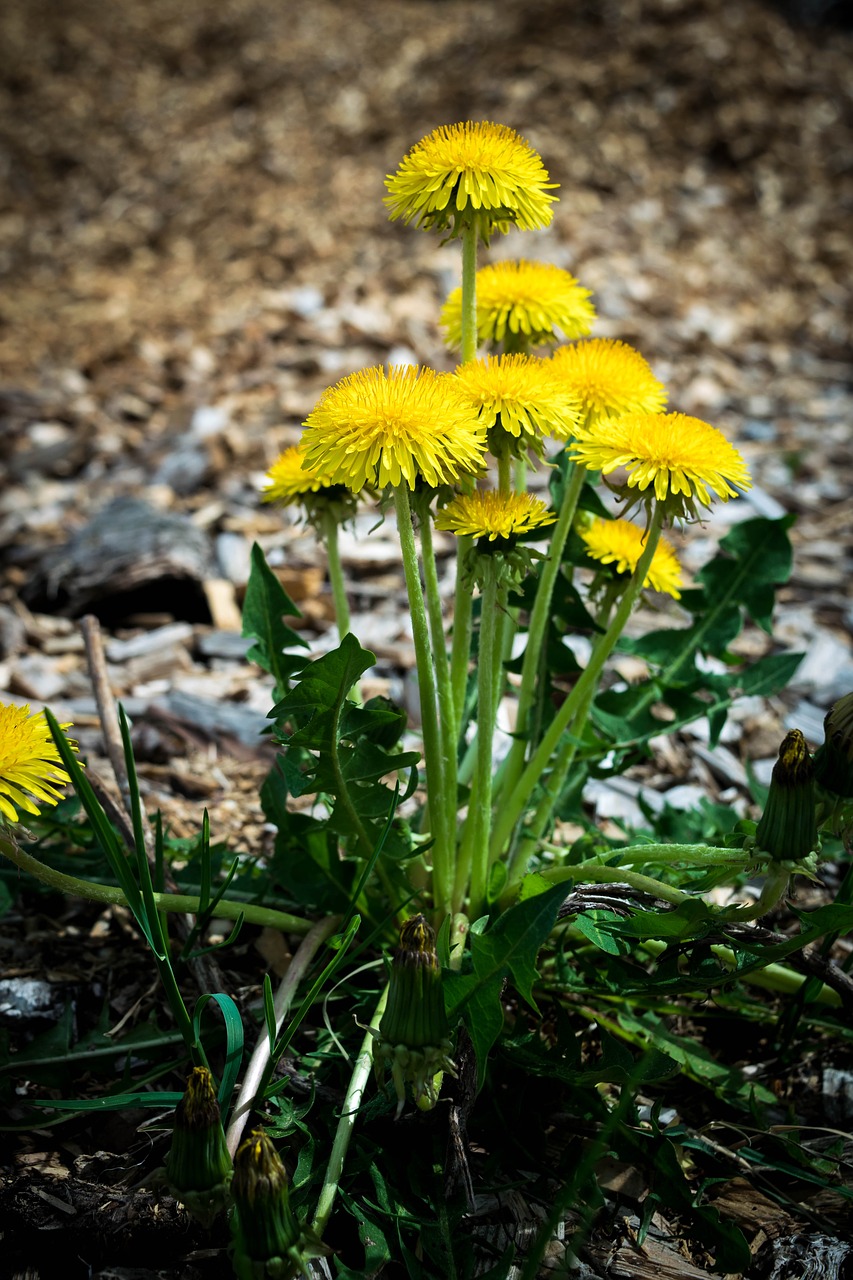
[300,366,487,491]
[551,339,667,426]
[261,446,337,505]
[580,517,684,598]
[453,355,583,450]
[436,490,557,541]
[0,703,76,824]
[440,260,596,350]
[570,412,752,519]
[384,122,558,241]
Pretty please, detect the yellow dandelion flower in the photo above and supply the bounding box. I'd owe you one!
[453,355,583,452]
[441,260,595,350]
[580,517,683,599]
[551,339,667,426]
[570,412,752,519]
[261,446,337,505]
[300,366,487,492]
[0,703,76,824]
[435,490,556,542]
[384,122,558,242]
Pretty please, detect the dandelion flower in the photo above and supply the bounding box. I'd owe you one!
[441,260,595,351]
[436,490,556,542]
[0,703,75,824]
[385,122,558,242]
[453,354,583,454]
[580,517,683,598]
[261,446,338,505]
[551,339,667,426]
[570,411,751,520]
[300,366,487,492]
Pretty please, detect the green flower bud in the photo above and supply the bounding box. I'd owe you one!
[755,729,818,864]
[163,1066,232,1227]
[376,915,457,1117]
[231,1129,304,1280]
[813,692,853,800]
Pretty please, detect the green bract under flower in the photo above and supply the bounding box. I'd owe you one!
[300,365,487,491]
[384,121,558,243]
[162,1066,232,1228]
[231,1129,307,1280]
[755,729,818,864]
[376,915,457,1117]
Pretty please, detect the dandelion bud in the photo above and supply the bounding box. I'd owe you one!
[755,730,818,864]
[376,915,457,1117]
[813,692,853,800]
[163,1066,232,1227]
[231,1129,304,1280]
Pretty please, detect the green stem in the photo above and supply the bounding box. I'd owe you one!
[496,444,512,495]
[312,984,388,1238]
[490,505,665,861]
[394,485,452,919]
[467,560,499,917]
[449,224,479,728]
[1,835,314,934]
[499,461,586,804]
[460,224,478,366]
[322,509,350,639]
[508,581,621,881]
[414,493,459,861]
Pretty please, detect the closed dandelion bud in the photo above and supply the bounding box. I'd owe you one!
[755,730,818,864]
[231,1129,304,1280]
[813,693,853,800]
[376,915,457,1117]
[163,1066,232,1228]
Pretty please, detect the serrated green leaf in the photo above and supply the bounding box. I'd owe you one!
[242,542,308,699]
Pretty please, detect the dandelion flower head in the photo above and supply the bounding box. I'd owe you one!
[262,446,338,506]
[300,365,487,492]
[441,260,595,351]
[570,411,752,521]
[0,702,76,824]
[453,354,583,455]
[435,490,556,542]
[551,339,667,427]
[581,517,683,599]
[385,122,558,242]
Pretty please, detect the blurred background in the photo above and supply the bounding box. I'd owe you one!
[0,0,850,690]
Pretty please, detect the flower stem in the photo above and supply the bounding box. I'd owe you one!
[1,834,314,934]
[450,223,480,729]
[322,508,350,639]
[414,493,459,871]
[490,504,665,861]
[312,984,388,1239]
[394,485,452,920]
[499,461,585,803]
[467,558,499,917]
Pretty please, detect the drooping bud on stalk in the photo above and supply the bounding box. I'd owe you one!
[163,1066,232,1227]
[813,692,853,800]
[231,1129,305,1280]
[755,730,818,863]
[376,914,457,1117]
